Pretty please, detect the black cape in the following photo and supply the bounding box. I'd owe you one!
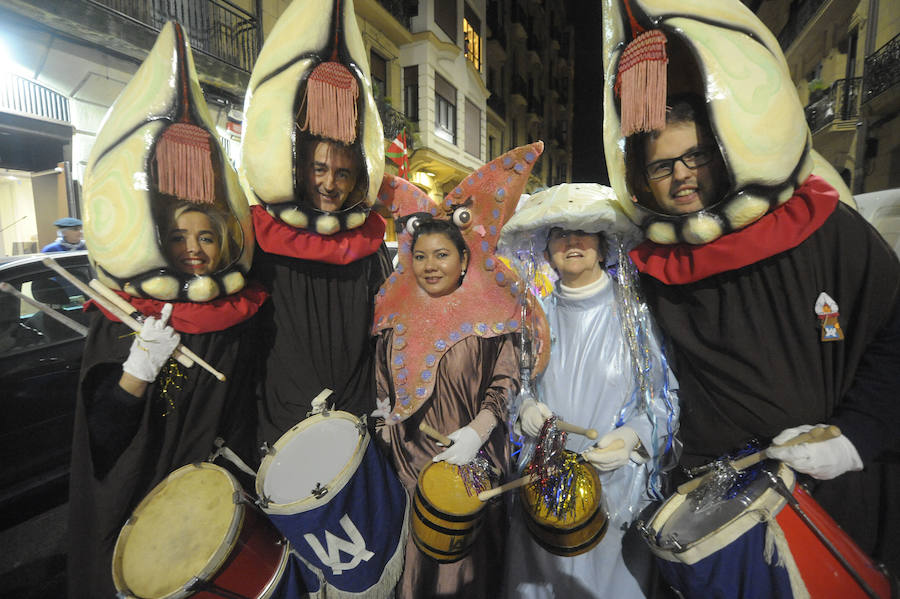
[253,246,391,446]
[640,203,900,572]
[67,311,258,599]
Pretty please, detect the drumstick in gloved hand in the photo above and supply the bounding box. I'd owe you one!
[420,423,501,474]
[477,439,625,502]
[556,420,599,440]
[677,425,841,495]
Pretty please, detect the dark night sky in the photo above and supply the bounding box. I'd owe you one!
[570,2,609,185]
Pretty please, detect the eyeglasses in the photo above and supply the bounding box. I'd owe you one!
[645,147,716,180]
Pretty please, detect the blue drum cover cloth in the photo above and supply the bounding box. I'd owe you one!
[266,439,409,597]
[270,551,323,598]
[655,522,795,599]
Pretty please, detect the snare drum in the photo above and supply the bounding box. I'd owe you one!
[645,461,890,599]
[112,462,288,599]
[412,461,490,563]
[520,455,608,557]
[256,411,408,598]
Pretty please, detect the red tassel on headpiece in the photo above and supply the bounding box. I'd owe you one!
[154,123,215,204]
[614,0,668,136]
[300,61,359,144]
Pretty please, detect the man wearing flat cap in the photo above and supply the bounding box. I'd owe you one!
[42,217,85,252]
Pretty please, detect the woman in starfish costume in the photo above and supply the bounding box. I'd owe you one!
[371,142,546,598]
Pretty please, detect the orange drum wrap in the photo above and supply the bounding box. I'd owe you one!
[112,462,288,599]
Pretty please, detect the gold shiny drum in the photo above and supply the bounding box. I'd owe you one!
[520,457,607,556]
[112,462,287,599]
[412,461,491,563]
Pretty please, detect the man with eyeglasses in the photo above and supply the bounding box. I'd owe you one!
[621,93,900,578]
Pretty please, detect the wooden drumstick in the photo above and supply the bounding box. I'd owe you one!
[419,423,501,475]
[88,279,195,369]
[556,420,599,440]
[0,281,89,336]
[41,258,226,381]
[419,422,453,446]
[677,425,842,495]
[478,439,626,502]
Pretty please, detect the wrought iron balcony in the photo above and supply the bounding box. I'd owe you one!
[863,32,900,105]
[0,73,70,123]
[375,0,416,29]
[87,0,259,72]
[804,77,861,133]
[776,0,826,50]
[377,99,415,148]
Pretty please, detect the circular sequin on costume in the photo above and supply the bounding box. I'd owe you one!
[421,370,432,382]
[394,336,407,349]
[495,272,507,285]
[474,322,488,336]
[525,151,535,162]
[492,322,506,334]
[448,331,461,342]
[492,209,500,219]
[393,354,405,368]
[484,257,496,270]
[396,323,407,335]
[415,387,428,398]
[434,339,448,352]
[461,322,474,334]
[425,354,437,367]
[514,163,525,174]
[508,319,520,330]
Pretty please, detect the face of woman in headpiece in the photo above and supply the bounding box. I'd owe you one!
[412,232,469,298]
[167,209,222,276]
[545,228,605,288]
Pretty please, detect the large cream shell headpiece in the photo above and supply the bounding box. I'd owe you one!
[601,0,851,245]
[83,22,253,302]
[240,0,385,236]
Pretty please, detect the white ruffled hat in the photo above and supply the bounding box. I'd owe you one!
[499,183,642,259]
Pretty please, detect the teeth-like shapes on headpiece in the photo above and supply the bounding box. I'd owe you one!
[83,22,253,301]
[186,277,220,303]
[315,215,341,236]
[241,0,385,235]
[279,207,309,229]
[600,0,834,244]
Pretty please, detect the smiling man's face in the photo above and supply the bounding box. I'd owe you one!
[643,121,726,215]
[301,140,360,212]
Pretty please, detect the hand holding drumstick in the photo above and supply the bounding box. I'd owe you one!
[678,425,842,494]
[477,439,626,501]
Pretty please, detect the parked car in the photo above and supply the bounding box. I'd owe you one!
[854,188,900,256]
[0,251,93,528]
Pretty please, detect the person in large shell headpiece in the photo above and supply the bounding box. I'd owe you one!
[69,22,268,599]
[241,0,393,446]
[602,0,900,588]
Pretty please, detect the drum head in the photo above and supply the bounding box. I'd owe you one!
[522,460,602,527]
[258,411,366,507]
[113,463,242,599]
[651,461,794,558]
[419,461,485,516]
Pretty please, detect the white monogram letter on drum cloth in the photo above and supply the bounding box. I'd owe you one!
[304,514,375,575]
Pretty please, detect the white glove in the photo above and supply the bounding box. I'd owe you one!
[517,399,553,437]
[767,424,863,480]
[583,426,641,472]
[122,304,181,382]
[433,426,483,465]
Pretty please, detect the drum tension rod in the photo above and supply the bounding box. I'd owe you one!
[765,471,881,599]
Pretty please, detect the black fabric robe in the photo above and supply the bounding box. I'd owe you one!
[67,311,259,599]
[253,246,391,446]
[639,203,900,572]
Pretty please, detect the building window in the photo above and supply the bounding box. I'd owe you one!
[404,65,419,121]
[465,98,481,158]
[435,0,457,43]
[511,117,518,149]
[463,4,482,71]
[370,50,387,100]
[434,73,457,144]
[488,135,496,161]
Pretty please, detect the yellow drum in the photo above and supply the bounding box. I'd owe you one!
[520,456,607,556]
[412,461,492,563]
[112,462,288,599]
